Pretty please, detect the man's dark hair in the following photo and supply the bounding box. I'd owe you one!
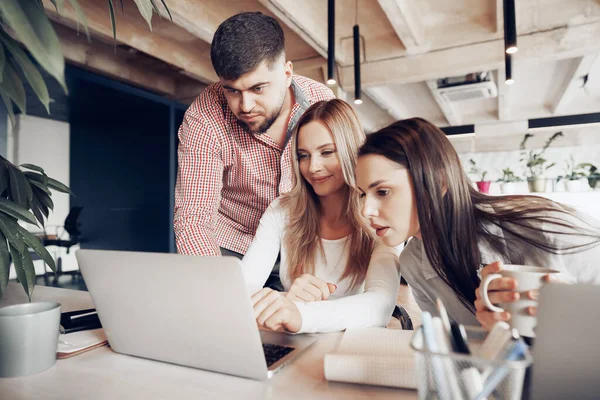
[210,12,285,80]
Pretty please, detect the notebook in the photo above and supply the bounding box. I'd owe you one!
[324,327,417,389]
[57,328,108,359]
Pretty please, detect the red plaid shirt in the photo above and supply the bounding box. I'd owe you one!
[174,75,334,256]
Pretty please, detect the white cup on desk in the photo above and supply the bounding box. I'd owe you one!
[481,264,559,338]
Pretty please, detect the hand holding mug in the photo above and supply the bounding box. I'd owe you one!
[475,261,560,337]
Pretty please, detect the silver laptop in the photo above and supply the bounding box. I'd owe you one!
[530,283,600,399]
[76,249,317,380]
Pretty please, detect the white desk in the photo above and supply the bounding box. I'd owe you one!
[0,283,417,400]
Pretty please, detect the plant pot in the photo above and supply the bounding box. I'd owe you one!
[0,302,61,377]
[527,177,547,193]
[565,179,582,192]
[476,181,491,194]
[500,182,518,194]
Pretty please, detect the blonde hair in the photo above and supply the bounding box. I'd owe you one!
[280,99,375,289]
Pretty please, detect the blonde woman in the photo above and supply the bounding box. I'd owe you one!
[242,99,400,333]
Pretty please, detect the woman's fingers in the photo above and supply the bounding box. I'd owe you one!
[479,261,503,279]
[475,309,512,330]
[252,289,280,319]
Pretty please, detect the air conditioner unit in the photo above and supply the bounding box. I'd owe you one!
[434,80,498,102]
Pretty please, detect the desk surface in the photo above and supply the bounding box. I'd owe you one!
[1,283,418,400]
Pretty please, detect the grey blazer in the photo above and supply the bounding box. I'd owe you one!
[399,210,600,326]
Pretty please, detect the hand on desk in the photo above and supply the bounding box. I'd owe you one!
[252,288,302,333]
[285,274,337,302]
[474,261,569,329]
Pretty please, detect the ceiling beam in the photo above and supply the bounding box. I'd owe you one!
[339,21,600,89]
[376,0,429,55]
[426,80,461,126]
[43,0,217,84]
[54,24,176,95]
[292,56,327,73]
[364,87,410,121]
[550,54,599,114]
[495,0,504,33]
[496,69,511,120]
[258,0,342,62]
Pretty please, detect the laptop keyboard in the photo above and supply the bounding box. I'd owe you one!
[262,343,295,367]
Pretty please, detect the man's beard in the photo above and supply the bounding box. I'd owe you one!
[238,91,286,135]
[238,109,280,135]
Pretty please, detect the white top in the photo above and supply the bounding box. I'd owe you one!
[242,198,401,333]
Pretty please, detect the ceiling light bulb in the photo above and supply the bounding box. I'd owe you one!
[354,98,363,105]
[326,78,336,85]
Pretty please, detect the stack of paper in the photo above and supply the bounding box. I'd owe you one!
[57,328,108,359]
[324,327,417,389]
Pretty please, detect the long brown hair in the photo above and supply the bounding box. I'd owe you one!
[358,117,600,312]
[281,99,374,289]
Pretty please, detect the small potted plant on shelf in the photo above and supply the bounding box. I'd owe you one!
[496,168,522,194]
[468,159,491,194]
[558,157,589,192]
[519,131,563,193]
[578,163,600,190]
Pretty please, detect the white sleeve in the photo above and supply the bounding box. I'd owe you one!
[294,242,401,333]
[241,199,285,295]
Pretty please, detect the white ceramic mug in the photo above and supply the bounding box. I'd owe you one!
[481,264,559,338]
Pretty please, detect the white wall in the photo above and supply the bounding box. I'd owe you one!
[7,115,78,278]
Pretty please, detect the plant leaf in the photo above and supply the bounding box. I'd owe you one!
[49,0,65,13]
[24,170,48,187]
[47,177,71,194]
[66,0,90,41]
[0,60,26,113]
[0,0,67,93]
[149,0,160,17]
[158,0,172,21]
[108,0,117,47]
[30,180,52,196]
[20,163,45,174]
[16,225,56,273]
[30,195,45,226]
[0,231,9,298]
[32,185,54,211]
[0,159,8,196]
[133,0,154,31]
[9,243,33,301]
[0,197,38,225]
[0,214,25,253]
[0,42,5,83]
[0,31,50,113]
[0,90,16,127]
[7,164,33,208]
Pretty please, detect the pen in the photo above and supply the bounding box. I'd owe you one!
[474,338,529,400]
[421,312,451,400]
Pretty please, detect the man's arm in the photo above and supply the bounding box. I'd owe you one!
[173,106,224,256]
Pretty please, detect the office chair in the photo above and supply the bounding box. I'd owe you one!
[43,206,83,283]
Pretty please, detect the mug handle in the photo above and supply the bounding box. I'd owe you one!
[481,273,505,313]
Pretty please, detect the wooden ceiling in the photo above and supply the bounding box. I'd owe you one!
[44,0,600,132]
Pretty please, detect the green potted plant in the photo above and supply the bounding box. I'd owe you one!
[496,167,522,194]
[557,156,587,192]
[468,159,491,194]
[0,0,172,378]
[578,163,599,190]
[519,131,563,193]
[0,159,70,377]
